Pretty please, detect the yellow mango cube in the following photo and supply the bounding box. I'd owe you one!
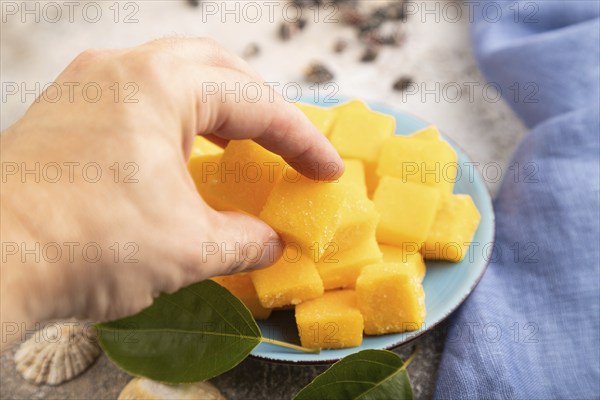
[377,135,458,195]
[318,236,382,290]
[332,186,379,250]
[190,135,223,156]
[250,253,324,308]
[211,274,272,320]
[373,177,441,248]
[295,290,364,349]
[338,159,368,196]
[422,194,481,262]
[188,138,234,211]
[356,263,426,335]
[211,140,284,216]
[259,176,346,260]
[411,125,441,141]
[379,245,426,282]
[296,103,336,137]
[329,100,395,195]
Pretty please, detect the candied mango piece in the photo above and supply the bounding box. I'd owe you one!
[356,263,426,335]
[211,274,272,320]
[190,135,223,156]
[250,253,324,308]
[259,176,345,260]
[422,194,481,262]
[377,135,458,195]
[373,177,440,248]
[296,290,364,349]
[411,125,441,141]
[318,236,382,290]
[211,140,284,216]
[296,103,336,137]
[329,100,395,195]
[338,159,367,196]
[332,190,379,250]
[188,138,234,211]
[379,245,426,282]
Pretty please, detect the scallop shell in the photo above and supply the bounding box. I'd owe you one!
[14,320,101,385]
[119,377,226,400]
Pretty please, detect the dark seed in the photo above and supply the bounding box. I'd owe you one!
[293,0,324,8]
[242,43,260,59]
[393,76,414,92]
[279,23,292,41]
[279,19,306,41]
[382,1,406,21]
[360,46,379,62]
[188,0,200,7]
[358,13,385,34]
[298,18,307,30]
[374,30,406,47]
[339,4,366,26]
[304,62,335,84]
[333,39,348,53]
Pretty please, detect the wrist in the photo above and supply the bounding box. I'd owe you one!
[1,131,71,327]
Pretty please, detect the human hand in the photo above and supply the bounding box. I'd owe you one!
[0,38,343,341]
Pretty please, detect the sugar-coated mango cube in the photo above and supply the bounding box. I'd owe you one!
[296,103,336,137]
[356,263,426,335]
[379,245,426,282]
[190,135,223,157]
[332,186,379,250]
[329,100,395,194]
[338,159,368,196]
[211,140,284,216]
[411,125,441,141]
[374,177,440,248]
[377,135,458,195]
[422,194,481,262]
[250,253,324,308]
[211,274,272,320]
[259,176,346,260]
[318,236,382,290]
[296,290,364,349]
[188,138,234,211]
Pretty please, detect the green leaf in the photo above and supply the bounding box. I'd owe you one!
[95,280,261,383]
[294,349,414,400]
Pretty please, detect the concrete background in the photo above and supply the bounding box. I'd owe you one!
[1,1,526,399]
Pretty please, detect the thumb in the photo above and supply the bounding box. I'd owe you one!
[202,210,283,277]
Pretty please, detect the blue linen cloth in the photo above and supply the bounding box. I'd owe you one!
[434,1,600,399]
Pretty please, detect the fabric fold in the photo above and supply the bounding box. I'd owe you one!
[434,1,600,398]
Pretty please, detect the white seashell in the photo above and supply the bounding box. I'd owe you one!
[119,377,226,400]
[14,320,101,385]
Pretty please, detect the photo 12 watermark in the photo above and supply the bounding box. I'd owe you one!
[1,1,140,24]
[1,241,140,265]
[1,161,140,184]
[197,1,340,24]
[397,81,540,104]
[1,81,140,104]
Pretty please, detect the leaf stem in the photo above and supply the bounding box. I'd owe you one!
[260,337,321,354]
[401,346,418,370]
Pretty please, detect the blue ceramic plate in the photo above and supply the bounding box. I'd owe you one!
[250,99,495,363]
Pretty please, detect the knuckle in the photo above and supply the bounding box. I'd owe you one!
[74,48,108,65]
[196,36,223,51]
[123,48,173,84]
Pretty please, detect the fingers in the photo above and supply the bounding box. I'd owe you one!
[144,37,344,181]
[196,67,345,180]
[253,104,345,181]
[199,210,284,277]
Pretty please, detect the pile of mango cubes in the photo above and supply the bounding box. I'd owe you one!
[188,100,481,350]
